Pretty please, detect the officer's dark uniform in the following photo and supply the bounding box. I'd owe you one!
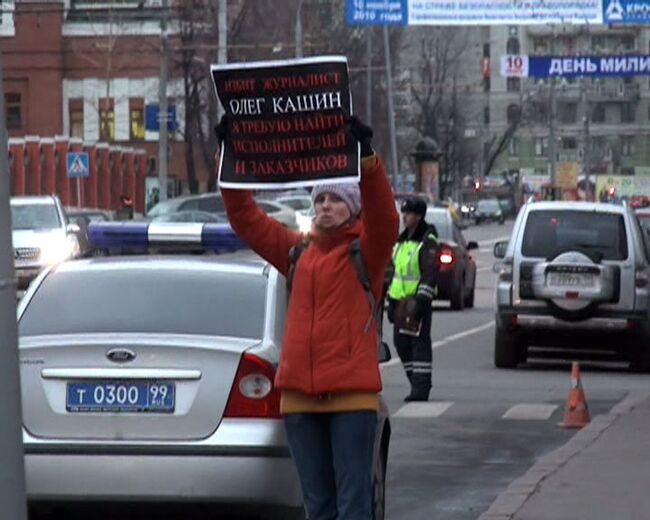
[387,198,439,402]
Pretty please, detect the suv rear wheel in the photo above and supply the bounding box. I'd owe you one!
[494,325,525,368]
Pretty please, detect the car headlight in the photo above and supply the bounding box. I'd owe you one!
[40,235,80,265]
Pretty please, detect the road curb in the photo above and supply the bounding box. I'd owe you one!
[477,390,650,520]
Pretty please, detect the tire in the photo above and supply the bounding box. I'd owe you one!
[372,444,387,520]
[464,283,475,309]
[628,324,650,373]
[494,325,524,368]
[450,276,465,311]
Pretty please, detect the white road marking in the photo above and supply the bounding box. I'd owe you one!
[477,266,493,273]
[393,401,453,419]
[502,404,558,420]
[381,321,496,369]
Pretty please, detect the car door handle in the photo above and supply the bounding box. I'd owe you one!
[41,368,202,380]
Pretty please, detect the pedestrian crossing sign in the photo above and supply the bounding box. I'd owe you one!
[66,152,89,178]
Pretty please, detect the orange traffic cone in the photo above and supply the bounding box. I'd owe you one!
[560,362,591,429]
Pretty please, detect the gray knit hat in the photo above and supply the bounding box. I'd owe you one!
[311,183,361,217]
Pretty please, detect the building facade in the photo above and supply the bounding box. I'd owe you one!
[487,24,650,191]
[1,0,191,204]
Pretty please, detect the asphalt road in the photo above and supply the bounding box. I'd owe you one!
[29,219,650,520]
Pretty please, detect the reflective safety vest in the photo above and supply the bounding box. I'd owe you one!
[388,240,423,300]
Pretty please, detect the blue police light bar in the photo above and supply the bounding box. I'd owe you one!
[88,222,246,253]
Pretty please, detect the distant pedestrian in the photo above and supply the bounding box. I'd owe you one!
[217,116,399,520]
[387,197,439,402]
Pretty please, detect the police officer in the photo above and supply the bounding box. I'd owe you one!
[387,197,439,402]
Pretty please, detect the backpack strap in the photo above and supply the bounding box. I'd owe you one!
[349,238,378,335]
[287,237,310,293]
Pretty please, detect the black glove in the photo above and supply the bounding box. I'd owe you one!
[348,116,374,158]
[213,114,229,144]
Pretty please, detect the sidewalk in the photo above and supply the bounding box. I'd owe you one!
[479,391,650,520]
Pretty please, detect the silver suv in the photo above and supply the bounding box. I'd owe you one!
[493,200,650,371]
[11,195,81,290]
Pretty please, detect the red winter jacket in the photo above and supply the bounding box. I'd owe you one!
[221,155,399,395]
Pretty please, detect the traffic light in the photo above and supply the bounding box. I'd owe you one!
[473,180,482,192]
[608,186,616,197]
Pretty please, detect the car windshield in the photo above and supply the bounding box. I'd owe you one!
[19,266,267,339]
[478,200,500,212]
[11,204,61,231]
[522,210,628,261]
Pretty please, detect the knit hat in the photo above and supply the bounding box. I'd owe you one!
[311,183,362,217]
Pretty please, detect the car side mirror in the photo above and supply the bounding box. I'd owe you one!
[467,241,479,251]
[66,223,81,235]
[493,241,508,259]
[378,341,392,363]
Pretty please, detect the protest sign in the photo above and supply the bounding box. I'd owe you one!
[211,56,358,189]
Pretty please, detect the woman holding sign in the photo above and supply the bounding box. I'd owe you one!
[218,116,398,520]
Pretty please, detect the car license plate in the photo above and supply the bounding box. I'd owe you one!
[66,381,175,413]
[547,272,595,287]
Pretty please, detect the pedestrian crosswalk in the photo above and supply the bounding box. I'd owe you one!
[391,401,560,421]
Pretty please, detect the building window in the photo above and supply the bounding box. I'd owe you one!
[592,104,606,124]
[508,137,519,157]
[535,137,548,157]
[99,98,115,141]
[507,77,521,92]
[483,106,490,125]
[69,98,84,139]
[5,93,21,130]
[592,35,607,52]
[506,104,521,125]
[622,136,635,156]
[559,103,578,124]
[129,97,145,141]
[621,103,635,123]
[620,35,636,52]
[506,37,520,55]
[562,137,578,150]
[533,38,548,55]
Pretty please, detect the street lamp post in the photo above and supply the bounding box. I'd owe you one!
[0,50,28,520]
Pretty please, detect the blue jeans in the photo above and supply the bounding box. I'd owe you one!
[284,411,378,520]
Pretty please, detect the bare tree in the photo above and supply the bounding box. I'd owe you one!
[408,28,473,197]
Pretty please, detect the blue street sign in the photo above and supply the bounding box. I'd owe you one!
[603,0,650,24]
[66,152,89,178]
[345,0,407,25]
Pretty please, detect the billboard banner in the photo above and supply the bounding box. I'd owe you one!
[501,54,650,77]
[603,0,650,24]
[346,0,603,25]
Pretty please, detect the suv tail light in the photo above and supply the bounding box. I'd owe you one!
[224,354,281,419]
[439,247,455,267]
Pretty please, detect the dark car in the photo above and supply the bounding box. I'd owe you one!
[475,198,505,225]
[426,207,478,310]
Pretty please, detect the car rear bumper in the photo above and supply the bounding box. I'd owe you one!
[23,418,302,507]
